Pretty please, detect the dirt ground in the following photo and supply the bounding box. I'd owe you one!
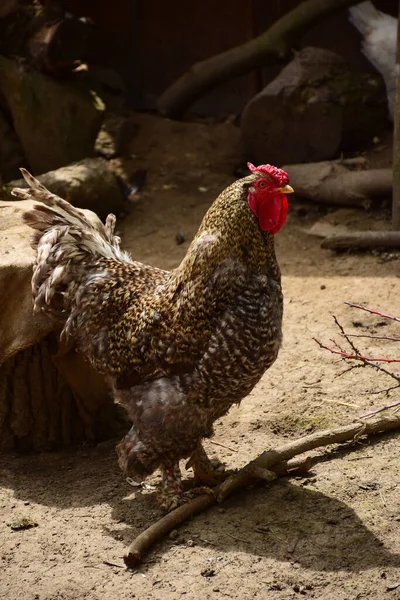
[1,115,400,600]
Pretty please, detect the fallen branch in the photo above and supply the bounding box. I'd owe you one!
[321,231,400,251]
[123,414,400,567]
[158,0,361,118]
[282,162,392,207]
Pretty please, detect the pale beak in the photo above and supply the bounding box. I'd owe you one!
[277,184,294,194]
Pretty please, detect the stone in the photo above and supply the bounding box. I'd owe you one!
[241,47,388,166]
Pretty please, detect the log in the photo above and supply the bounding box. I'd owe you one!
[0,55,105,174]
[282,160,392,207]
[321,231,400,250]
[241,47,387,166]
[158,0,365,118]
[1,158,125,218]
[0,5,92,74]
[28,15,93,73]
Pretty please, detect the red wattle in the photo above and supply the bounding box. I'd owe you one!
[258,194,281,233]
[270,195,288,234]
[248,191,288,234]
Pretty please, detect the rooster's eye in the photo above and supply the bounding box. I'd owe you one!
[258,181,266,188]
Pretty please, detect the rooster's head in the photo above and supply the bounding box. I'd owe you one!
[247,162,294,234]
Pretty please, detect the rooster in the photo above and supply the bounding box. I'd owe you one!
[349,1,397,121]
[13,164,294,510]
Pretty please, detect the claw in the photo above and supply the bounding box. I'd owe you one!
[184,486,217,500]
[186,444,232,486]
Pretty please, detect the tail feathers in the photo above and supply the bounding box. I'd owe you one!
[13,169,120,247]
[13,169,131,318]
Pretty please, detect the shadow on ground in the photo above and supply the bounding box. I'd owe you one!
[1,440,399,574]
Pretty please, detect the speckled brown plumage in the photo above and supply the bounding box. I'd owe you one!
[14,167,287,509]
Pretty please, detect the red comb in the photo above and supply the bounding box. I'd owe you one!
[247,162,289,187]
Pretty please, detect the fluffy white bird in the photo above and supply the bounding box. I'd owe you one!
[349,1,397,121]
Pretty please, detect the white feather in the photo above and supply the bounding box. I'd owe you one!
[349,1,397,120]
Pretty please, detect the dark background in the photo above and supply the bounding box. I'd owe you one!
[62,0,398,115]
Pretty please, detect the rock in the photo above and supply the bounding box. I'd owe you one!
[0,55,105,174]
[2,158,125,218]
[9,517,38,531]
[241,47,388,166]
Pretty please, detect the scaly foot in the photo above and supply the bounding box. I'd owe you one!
[186,444,233,486]
[158,464,183,512]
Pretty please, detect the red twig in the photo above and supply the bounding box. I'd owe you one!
[313,339,400,363]
[344,302,400,324]
[314,306,400,399]
[347,334,400,342]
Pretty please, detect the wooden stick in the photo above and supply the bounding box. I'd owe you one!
[123,456,310,568]
[217,415,400,501]
[392,0,400,229]
[123,414,400,567]
[321,231,400,251]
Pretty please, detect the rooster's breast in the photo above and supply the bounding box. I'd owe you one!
[193,272,283,418]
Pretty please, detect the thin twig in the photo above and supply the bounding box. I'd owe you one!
[359,400,400,419]
[209,440,239,453]
[379,490,387,507]
[123,414,400,567]
[369,383,400,395]
[103,561,125,568]
[314,311,400,395]
[344,302,400,323]
[313,339,400,363]
[347,334,400,342]
[333,315,361,355]
[321,398,361,408]
[227,533,251,544]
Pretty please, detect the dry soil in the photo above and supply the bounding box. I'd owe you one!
[1,114,399,600]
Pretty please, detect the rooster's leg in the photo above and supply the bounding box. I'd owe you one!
[186,443,230,486]
[158,463,183,512]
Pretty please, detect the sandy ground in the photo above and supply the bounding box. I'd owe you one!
[1,115,400,600]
